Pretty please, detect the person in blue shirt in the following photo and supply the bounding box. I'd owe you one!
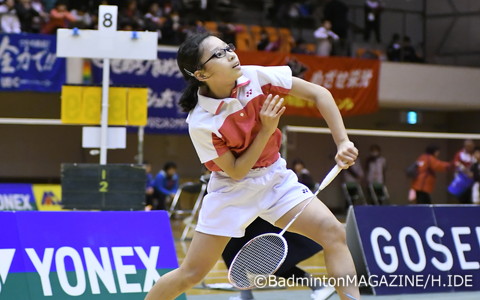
[144,161,155,211]
[152,161,179,210]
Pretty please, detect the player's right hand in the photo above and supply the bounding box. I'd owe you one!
[259,94,286,136]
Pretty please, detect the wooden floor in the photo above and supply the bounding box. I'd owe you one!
[170,218,329,297]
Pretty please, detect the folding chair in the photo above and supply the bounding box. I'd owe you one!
[342,182,366,207]
[180,184,206,240]
[169,182,206,218]
[369,183,390,205]
[168,182,207,241]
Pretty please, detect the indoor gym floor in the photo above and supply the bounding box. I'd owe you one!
[170,219,480,300]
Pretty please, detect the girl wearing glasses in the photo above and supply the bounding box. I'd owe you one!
[145,33,360,300]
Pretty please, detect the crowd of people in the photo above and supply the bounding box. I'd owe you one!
[0,0,189,44]
[337,139,480,208]
[0,0,424,61]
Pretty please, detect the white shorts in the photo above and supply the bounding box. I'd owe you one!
[196,157,314,237]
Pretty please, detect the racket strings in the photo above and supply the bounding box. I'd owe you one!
[229,234,287,289]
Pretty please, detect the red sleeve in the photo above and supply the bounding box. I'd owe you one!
[65,12,76,22]
[430,157,451,172]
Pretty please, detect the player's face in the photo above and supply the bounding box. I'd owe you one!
[199,36,242,82]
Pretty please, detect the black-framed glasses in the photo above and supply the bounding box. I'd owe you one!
[199,43,236,68]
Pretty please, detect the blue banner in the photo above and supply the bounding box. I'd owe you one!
[348,205,480,295]
[0,33,66,92]
[0,211,185,300]
[0,183,37,211]
[91,47,188,134]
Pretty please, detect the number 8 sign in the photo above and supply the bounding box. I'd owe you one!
[98,5,117,31]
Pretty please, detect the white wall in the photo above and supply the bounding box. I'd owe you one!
[379,62,480,110]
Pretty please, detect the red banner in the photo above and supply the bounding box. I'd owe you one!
[236,51,380,118]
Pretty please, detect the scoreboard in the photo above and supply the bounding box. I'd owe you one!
[61,164,145,210]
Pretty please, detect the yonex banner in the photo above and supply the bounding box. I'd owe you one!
[0,183,37,211]
[0,33,66,92]
[0,211,185,300]
[346,205,480,295]
[0,184,63,211]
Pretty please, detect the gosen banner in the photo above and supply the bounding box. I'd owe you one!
[347,205,479,295]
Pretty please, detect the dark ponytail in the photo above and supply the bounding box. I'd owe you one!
[177,32,212,112]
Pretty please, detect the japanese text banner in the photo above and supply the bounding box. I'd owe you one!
[0,33,65,92]
[236,51,380,117]
[91,48,188,134]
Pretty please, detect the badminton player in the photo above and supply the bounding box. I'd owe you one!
[145,33,360,300]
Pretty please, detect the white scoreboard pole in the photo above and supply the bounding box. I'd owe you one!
[98,6,116,165]
[57,5,157,165]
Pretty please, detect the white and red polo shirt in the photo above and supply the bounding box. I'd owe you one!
[186,65,292,172]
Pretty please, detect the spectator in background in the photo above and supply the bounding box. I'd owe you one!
[144,2,163,29]
[410,145,452,204]
[323,0,349,56]
[144,1,164,40]
[256,28,280,52]
[15,0,42,33]
[217,21,236,45]
[291,159,315,191]
[402,36,422,62]
[470,147,480,204]
[386,33,401,61]
[158,11,182,45]
[0,0,21,33]
[41,0,76,34]
[363,0,383,43]
[365,144,386,186]
[31,0,47,18]
[342,153,365,206]
[144,162,156,211]
[365,144,387,204]
[344,157,364,185]
[153,161,179,210]
[257,28,270,51]
[183,20,207,40]
[324,0,349,40]
[313,19,339,56]
[71,6,93,29]
[118,0,144,31]
[453,139,477,204]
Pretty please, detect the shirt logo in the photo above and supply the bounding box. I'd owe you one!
[245,89,253,97]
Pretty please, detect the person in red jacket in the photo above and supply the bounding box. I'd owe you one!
[41,1,76,34]
[411,145,452,204]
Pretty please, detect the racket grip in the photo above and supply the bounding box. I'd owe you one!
[316,164,342,195]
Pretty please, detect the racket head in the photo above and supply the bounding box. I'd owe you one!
[227,233,288,290]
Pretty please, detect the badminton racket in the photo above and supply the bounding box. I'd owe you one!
[227,164,342,289]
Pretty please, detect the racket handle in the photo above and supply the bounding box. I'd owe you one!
[315,164,342,195]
